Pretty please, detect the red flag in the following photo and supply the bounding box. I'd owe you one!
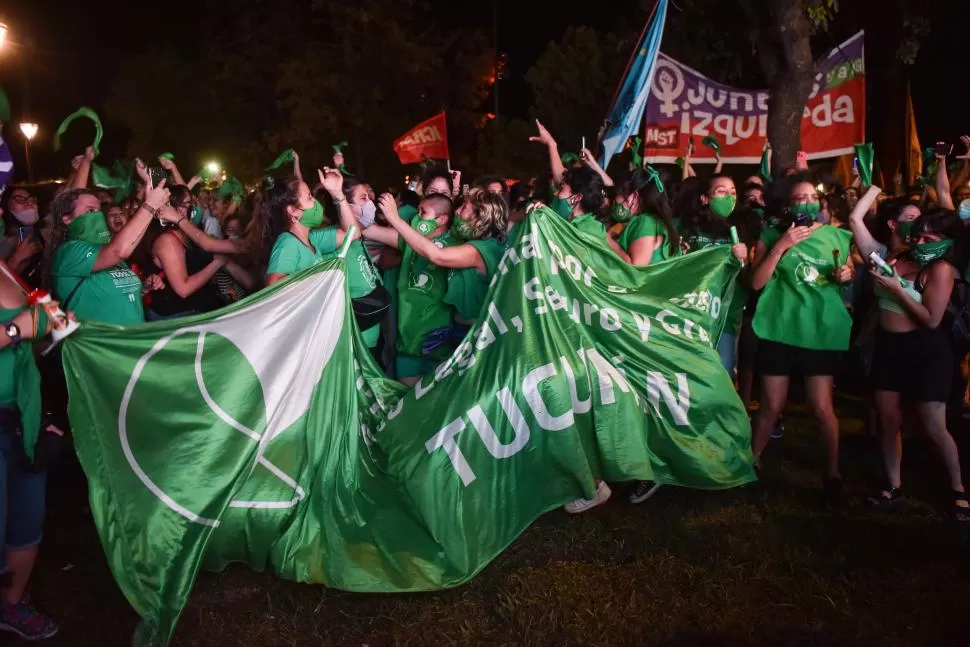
[393,112,449,164]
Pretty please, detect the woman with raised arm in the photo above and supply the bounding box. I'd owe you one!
[377,187,507,333]
[146,185,230,320]
[555,166,631,263]
[749,176,855,505]
[863,207,969,520]
[45,174,177,324]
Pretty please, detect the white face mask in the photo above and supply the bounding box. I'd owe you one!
[13,207,39,225]
[358,200,377,227]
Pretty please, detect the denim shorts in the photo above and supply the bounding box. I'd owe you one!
[0,420,47,573]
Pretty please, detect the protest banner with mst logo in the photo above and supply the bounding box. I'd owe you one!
[644,31,865,164]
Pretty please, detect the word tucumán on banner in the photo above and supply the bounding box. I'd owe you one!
[644,31,865,164]
[62,207,756,646]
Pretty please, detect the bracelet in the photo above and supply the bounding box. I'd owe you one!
[141,202,160,218]
[177,217,187,227]
[333,196,347,204]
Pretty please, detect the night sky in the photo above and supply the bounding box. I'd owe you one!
[0,0,966,180]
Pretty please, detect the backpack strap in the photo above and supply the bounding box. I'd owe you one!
[61,276,87,310]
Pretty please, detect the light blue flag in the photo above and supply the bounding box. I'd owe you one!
[598,0,668,170]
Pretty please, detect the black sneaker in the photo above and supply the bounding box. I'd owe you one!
[629,480,662,504]
[824,478,847,509]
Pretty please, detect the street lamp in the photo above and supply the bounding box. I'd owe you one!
[0,23,8,50]
[19,122,38,182]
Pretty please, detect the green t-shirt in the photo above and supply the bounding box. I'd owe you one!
[445,237,507,322]
[752,224,854,350]
[265,227,339,278]
[344,240,381,298]
[397,230,455,358]
[569,213,607,238]
[618,214,679,264]
[52,240,144,325]
[0,306,24,406]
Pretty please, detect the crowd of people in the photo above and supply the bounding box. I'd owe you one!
[2,117,970,640]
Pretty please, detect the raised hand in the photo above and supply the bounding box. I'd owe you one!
[144,180,170,211]
[319,167,344,197]
[529,119,557,148]
[378,193,399,221]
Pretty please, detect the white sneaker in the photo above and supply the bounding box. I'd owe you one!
[564,482,612,514]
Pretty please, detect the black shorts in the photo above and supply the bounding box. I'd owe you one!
[871,327,953,402]
[756,339,842,378]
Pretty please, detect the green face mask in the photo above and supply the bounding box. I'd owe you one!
[451,217,477,240]
[414,218,437,237]
[790,201,821,222]
[67,211,111,245]
[895,220,915,239]
[709,195,736,218]
[551,196,573,219]
[299,200,324,228]
[611,203,632,223]
[911,239,952,266]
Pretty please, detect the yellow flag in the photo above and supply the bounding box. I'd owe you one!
[904,82,922,189]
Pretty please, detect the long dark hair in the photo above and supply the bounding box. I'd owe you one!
[248,175,302,265]
[41,189,97,289]
[913,208,965,269]
[681,173,736,242]
[563,166,607,220]
[626,167,680,252]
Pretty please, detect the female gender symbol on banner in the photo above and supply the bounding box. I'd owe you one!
[117,270,347,527]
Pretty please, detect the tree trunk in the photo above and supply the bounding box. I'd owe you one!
[765,0,815,176]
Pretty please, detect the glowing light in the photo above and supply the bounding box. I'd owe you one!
[0,23,8,50]
[19,122,38,140]
[205,161,221,175]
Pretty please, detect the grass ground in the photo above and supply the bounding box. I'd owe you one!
[23,394,970,646]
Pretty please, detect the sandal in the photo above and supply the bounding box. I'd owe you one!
[950,490,970,523]
[867,486,904,509]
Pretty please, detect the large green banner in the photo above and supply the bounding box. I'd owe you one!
[62,207,754,645]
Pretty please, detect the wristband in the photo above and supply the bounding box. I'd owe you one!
[177,217,187,227]
[142,203,160,218]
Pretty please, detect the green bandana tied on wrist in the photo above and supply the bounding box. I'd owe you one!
[53,107,103,155]
[911,239,952,266]
[333,141,350,175]
[217,176,245,207]
[702,136,721,155]
[759,147,772,182]
[629,136,643,170]
[645,164,664,193]
[68,211,111,245]
[92,160,136,202]
[854,143,874,187]
[265,149,296,172]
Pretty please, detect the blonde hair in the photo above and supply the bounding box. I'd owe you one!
[467,188,508,242]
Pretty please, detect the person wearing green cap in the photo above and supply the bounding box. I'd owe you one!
[749,175,855,505]
[361,193,456,385]
[45,179,178,325]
